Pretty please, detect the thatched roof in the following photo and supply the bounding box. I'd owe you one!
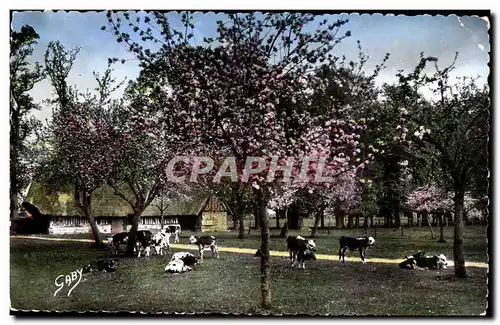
[26,182,222,217]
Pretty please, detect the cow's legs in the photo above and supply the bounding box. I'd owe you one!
[359,247,366,264]
[145,246,151,257]
[289,250,294,266]
[210,245,219,259]
[199,246,204,261]
[340,247,349,263]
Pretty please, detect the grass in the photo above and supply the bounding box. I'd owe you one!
[10,226,488,315]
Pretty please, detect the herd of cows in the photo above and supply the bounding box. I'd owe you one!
[98,227,449,274]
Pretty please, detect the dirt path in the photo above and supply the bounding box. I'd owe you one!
[10,235,488,268]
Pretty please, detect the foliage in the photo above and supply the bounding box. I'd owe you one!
[10,25,46,208]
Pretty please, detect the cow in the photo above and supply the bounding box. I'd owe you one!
[338,236,375,264]
[152,229,171,256]
[170,252,199,267]
[400,252,448,270]
[164,259,193,273]
[286,235,317,269]
[399,251,426,269]
[164,252,198,274]
[135,230,154,257]
[83,259,117,273]
[106,232,129,255]
[188,235,219,260]
[166,225,181,243]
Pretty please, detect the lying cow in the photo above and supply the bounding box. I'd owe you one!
[188,235,219,260]
[135,230,154,257]
[339,236,375,264]
[165,260,193,273]
[107,232,129,255]
[152,229,171,256]
[286,235,317,269]
[170,252,198,266]
[164,252,198,274]
[83,259,117,273]
[400,252,448,270]
[399,251,426,269]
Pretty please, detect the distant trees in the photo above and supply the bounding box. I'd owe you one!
[396,55,489,277]
[10,25,46,219]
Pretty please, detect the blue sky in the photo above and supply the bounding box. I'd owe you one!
[11,11,490,122]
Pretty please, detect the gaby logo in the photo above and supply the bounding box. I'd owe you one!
[54,268,83,297]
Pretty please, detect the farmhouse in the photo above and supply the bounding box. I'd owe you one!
[25,183,230,234]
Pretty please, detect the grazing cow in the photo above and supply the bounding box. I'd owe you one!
[188,235,219,260]
[400,252,447,270]
[286,235,317,269]
[135,230,154,257]
[107,232,129,255]
[152,230,171,256]
[166,226,181,243]
[170,252,198,267]
[338,236,376,264]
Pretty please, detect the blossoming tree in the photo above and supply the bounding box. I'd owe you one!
[106,11,371,308]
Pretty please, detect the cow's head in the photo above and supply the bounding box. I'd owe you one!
[188,236,198,244]
[368,236,376,246]
[306,239,316,251]
[106,236,113,248]
[304,248,317,261]
[437,254,447,269]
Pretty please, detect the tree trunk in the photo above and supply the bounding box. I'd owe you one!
[75,187,102,245]
[279,221,288,238]
[423,211,435,239]
[334,207,344,229]
[238,214,245,239]
[320,211,325,228]
[126,210,142,256]
[347,214,353,228]
[310,210,322,238]
[438,212,446,243]
[453,189,467,277]
[233,218,237,229]
[254,205,260,229]
[276,211,280,228]
[10,191,19,220]
[394,208,401,228]
[257,189,271,309]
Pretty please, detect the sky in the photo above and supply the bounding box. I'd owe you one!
[11,11,490,122]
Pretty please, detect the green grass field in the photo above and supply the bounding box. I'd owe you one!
[10,226,488,315]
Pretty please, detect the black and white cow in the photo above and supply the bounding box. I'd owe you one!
[135,230,154,257]
[338,236,375,264]
[399,251,426,269]
[286,235,317,269]
[170,252,199,266]
[188,235,219,260]
[164,252,198,274]
[399,252,447,269]
[152,229,171,256]
[106,232,129,255]
[165,226,181,243]
[83,259,117,273]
